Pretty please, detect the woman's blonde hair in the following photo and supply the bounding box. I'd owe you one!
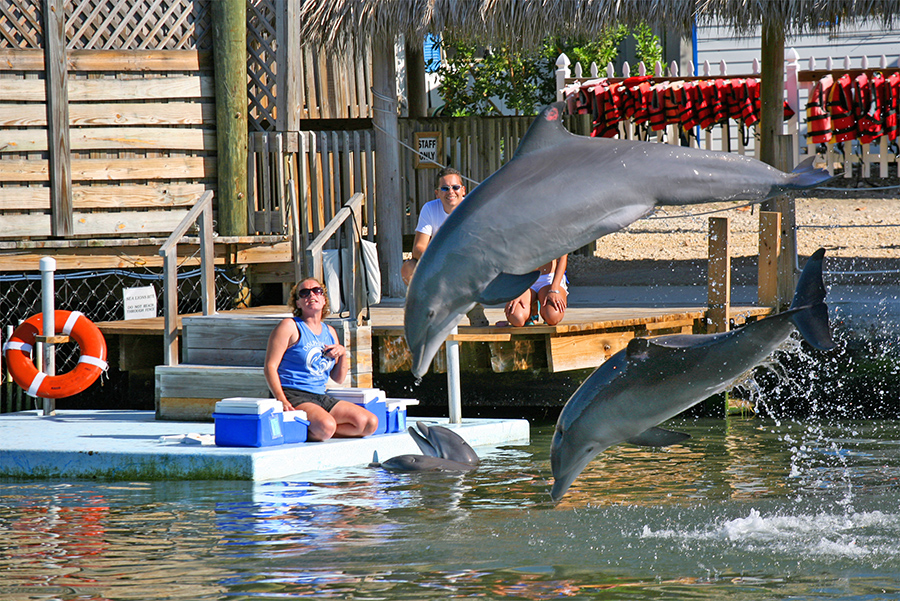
[289,278,330,319]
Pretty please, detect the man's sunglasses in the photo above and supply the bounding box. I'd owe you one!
[298,286,324,298]
[439,185,463,192]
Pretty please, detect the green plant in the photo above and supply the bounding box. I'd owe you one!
[435,26,662,116]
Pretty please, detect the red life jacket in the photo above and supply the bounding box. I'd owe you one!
[696,80,718,129]
[885,72,899,141]
[857,72,885,144]
[829,74,857,142]
[806,74,833,144]
[591,80,621,138]
[648,83,668,131]
[741,78,760,126]
[680,81,700,129]
[632,80,653,125]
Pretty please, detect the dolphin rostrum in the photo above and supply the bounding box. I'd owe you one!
[371,421,480,472]
[549,248,835,501]
[404,103,834,377]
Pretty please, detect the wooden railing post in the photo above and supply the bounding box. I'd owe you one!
[159,190,216,366]
[707,217,731,334]
[758,211,781,308]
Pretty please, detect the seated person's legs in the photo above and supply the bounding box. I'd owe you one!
[329,400,379,437]
[505,289,537,327]
[538,286,567,326]
[297,402,338,442]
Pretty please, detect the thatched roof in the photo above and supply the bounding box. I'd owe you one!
[298,0,900,50]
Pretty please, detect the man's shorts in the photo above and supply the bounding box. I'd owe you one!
[283,387,339,412]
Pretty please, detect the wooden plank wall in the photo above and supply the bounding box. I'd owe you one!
[248,129,376,241]
[0,0,215,240]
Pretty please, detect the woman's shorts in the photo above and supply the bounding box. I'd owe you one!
[283,388,339,412]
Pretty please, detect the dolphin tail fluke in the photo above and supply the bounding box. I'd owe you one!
[787,156,835,190]
[789,248,835,350]
[369,451,381,468]
[626,426,691,447]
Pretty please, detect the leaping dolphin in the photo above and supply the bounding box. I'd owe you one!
[404,103,835,377]
[549,248,835,502]
[371,422,480,472]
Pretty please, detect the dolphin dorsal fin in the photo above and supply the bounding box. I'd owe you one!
[476,271,540,305]
[512,103,575,159]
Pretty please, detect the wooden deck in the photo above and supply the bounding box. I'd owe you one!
[96,302,774,372]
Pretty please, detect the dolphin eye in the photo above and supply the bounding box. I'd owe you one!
[427,309,435,318]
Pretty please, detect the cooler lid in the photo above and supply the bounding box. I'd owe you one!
[215,398,283,414]
[283,410,308,422]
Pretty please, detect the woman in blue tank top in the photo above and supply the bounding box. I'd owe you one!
[264,278,378,441]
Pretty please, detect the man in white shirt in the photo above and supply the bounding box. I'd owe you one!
[402,167,489,326]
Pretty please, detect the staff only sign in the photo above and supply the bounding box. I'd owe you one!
[414,131,442,168]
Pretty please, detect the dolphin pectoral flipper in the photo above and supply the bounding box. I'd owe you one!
[476,271,541,305]
[625,426,691,447]
[408,425,440,458]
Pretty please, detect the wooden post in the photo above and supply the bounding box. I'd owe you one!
[276,0,302,131]
[372,36,405,298]
[212,0,249,236]
[758,19,785,191]
[758,211,781,307]
[405,41,428,118]
[43,0,72,237]
[707,217,731,334]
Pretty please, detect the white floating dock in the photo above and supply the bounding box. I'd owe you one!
[0,410,530,481]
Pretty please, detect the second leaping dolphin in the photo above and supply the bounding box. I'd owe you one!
[549,248,835,502]
[405,103,835,377]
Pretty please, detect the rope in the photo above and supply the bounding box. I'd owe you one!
[646,202,756,220]
[0,267,245,284]
[816,183,900,192]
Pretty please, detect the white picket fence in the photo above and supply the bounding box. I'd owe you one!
[556,49,900,179]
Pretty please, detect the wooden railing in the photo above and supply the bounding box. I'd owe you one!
[159,190,216,366]
[305,192,366,323]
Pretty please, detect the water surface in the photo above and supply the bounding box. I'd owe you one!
[3,418,900,600]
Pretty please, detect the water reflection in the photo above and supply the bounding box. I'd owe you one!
[2,419,900,599]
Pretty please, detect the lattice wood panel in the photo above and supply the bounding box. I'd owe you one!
[0,0,213,50]
[247,0,276,131]
[0,0,42,48]
[67,0,212,50]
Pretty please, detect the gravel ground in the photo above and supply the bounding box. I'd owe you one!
[567,186,900,287]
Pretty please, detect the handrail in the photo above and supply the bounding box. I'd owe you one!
[158,190,216,366]
[305,192,365,322]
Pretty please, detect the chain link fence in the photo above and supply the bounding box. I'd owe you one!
[1,264,249,413]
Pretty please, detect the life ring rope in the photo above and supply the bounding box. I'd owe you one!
[3,310,108,399]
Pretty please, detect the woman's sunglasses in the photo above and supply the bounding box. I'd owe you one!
[439,185,463,192]
[297,286,324,298]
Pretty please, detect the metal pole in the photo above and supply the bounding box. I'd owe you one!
[446,326,462,424]
[39,256,56,416]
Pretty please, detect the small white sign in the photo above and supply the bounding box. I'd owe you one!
[123,285,157,320]
[414,131,442,168]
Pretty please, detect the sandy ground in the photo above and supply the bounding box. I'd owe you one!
[566,186,900,287]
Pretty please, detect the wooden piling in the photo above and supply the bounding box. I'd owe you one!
[707,217,731,333]
[212,0,249,236]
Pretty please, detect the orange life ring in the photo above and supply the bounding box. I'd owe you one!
[3,310,107,399]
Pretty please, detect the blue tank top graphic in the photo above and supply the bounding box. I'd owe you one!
[277,318,336,394]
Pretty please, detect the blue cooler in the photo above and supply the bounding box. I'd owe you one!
[327,388,387,435]
[213,398,284,448]
[386,398,419,433]
[282,410,310,443]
